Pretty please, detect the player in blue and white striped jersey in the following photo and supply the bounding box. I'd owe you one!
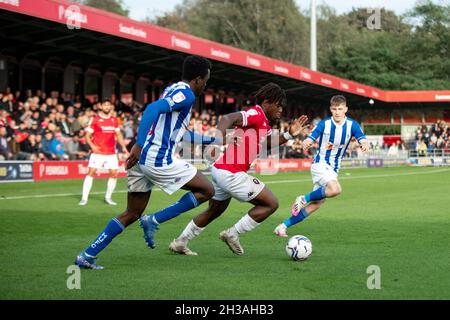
[274,95,369,238]
[74,56,217,268]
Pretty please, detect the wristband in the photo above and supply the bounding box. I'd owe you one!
[283,131,294,140]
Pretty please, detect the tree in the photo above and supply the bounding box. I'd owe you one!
[152,0,310,66]
[148,0,449,90]
[72,0,129,17]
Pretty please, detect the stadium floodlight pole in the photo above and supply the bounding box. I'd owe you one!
[310,0,317,71]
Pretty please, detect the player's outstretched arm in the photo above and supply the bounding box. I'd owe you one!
[183,130,222,145]
[214,112,244,145]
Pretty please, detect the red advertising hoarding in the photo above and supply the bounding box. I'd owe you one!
[254,159,312,174]
[33,161,127,181]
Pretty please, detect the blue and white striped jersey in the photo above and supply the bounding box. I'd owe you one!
[140,81,196,167]
[308,117,366,173]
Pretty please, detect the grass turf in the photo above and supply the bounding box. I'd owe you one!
[0,166,449,300]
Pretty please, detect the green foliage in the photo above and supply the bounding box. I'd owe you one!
[73,0,129,17]
[150,0,450,90]
[153,0,309,65]
[363,124,402,135]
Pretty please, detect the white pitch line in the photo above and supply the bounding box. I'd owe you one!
[0,168,449,201]
[265,167,450,185]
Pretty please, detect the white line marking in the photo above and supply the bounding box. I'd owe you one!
[0,168,449,201]
[265,168,450,185]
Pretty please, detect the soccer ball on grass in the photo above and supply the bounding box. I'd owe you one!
[285,235,312,261]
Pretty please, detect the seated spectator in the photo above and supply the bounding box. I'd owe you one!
[0,126,12,160]
[51,132,69,160]
[41,129,56,160]
[56,113,71,136]
[387,142,399,156]
[64,133,88,160]
[417,139,428,157]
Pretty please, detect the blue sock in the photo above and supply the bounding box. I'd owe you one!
[304,187,326,203]
[153,192,199,224]
[283,208,309,228]
[85,218,125,257]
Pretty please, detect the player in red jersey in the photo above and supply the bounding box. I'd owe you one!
[79,100,128,206]
[169,83,308,255]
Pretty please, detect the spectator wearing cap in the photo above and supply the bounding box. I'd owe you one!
[29,120,41,135]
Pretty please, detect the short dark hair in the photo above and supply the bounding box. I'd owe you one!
[102,99,112,105]
[254,83,286,107]
[182,55,212,81]
[330,95,346,106]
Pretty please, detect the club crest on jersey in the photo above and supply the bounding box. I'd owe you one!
[172,91,186,103]
[326,142,334,150]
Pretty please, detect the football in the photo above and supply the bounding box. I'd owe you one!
[285,235,312,261]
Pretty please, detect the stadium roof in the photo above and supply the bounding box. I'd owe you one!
[1,0,449,107]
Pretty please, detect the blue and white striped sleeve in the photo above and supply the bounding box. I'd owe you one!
[307,121,325,141]
[164,89,195,112]
[351,121,366,142]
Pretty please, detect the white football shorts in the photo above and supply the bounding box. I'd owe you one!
[127,159,197,195]
[88,153,119,170]
[311,162,338,190]
[211,166,265,202]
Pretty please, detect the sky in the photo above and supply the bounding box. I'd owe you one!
[122,0,444,21]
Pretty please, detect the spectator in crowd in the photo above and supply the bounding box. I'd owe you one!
[387,140,400,156]
[51,132,69,160]
[285,138,305,158]
[0,126,12,160]
[57,113,71,136]
[64,132,88,160]
[416,139,428,156]
[41,129,57,160]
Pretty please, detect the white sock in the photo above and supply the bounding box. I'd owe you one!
[105,178,117,200]
[229,214,260,237]
[177,220,205,244]
[81,175,94,201]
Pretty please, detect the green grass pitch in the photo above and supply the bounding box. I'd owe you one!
[0,166,449,299]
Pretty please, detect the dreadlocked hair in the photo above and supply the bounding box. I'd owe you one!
[254,83,286,107]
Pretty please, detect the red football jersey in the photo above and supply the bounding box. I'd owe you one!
[86,114,120,155]
[214,105,272,173]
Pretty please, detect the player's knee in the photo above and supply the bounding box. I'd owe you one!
[333,185,342,196]
[327,184,341,197]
